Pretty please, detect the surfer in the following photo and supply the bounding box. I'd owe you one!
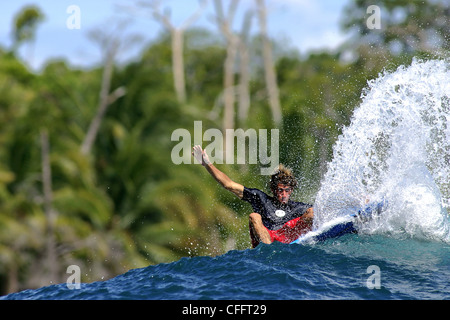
[192,145,314,247]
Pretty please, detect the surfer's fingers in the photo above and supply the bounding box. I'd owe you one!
[192,145,200,154]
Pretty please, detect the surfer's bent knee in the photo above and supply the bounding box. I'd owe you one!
[249,212,262,225]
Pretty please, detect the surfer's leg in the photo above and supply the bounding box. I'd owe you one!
[249,213,272,247]
[302,207,314,226]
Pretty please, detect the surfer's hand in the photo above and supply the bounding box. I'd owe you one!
[192,145,211,166]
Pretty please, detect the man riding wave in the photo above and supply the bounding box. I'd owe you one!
[192,145,314,248]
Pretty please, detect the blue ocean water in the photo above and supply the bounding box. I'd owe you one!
[2,235,449,300]
[3,60,449,304]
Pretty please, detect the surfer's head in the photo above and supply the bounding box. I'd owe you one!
[270,164,297,204]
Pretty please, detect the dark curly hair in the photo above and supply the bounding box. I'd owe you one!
[270,164,298,193]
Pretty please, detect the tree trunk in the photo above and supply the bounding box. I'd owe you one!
[81,44,125,156]
[40,129,58,284]
[223,36,238,132]
[172,29,186,104]
[81,49,114,155]
[256,0,282,126]
[237,11,253,126]
[145,0,207,104]
[213,0,241,160]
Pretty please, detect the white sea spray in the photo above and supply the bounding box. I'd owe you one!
[314,59,450,242]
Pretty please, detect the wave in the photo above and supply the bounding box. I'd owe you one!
[314,59,450,243]
[2,236,449,300]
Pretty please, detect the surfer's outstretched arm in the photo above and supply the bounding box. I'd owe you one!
[192,145,244,199]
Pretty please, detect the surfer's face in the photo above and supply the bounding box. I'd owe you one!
[275,184,293,204]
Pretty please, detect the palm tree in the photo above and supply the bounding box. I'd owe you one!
[11,5,45,64]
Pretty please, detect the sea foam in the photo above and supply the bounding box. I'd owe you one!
[314,59,450,242]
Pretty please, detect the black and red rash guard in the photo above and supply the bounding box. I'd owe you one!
[242,187,312,231]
